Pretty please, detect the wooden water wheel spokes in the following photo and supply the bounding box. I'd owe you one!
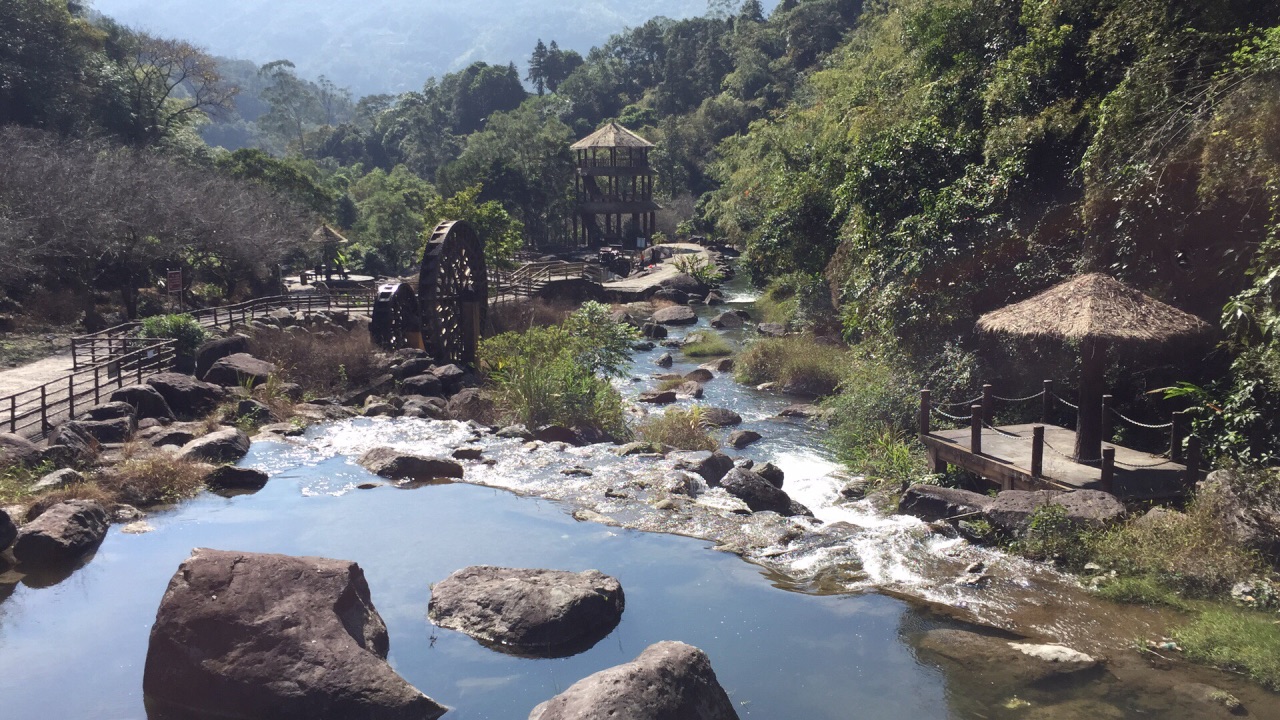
[369,282,423,350]
[419,220,487,365]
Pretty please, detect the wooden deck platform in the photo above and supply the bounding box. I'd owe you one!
[921,423,1191,500]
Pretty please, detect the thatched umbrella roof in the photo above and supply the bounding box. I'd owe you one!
[309,224,350,246]
[571,122,654,150]
[976,273,1210,343]
[977,273,1210,463]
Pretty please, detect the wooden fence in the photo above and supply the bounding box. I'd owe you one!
[489,262,609,303]
[2,340,176,440]
[71,290,374,369]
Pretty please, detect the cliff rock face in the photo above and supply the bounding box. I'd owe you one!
[144,548,446,720]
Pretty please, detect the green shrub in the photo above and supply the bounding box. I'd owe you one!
[1012,503,1095,568]
[636,407,718,451]
[735,336,845,395]
[754,272,837,333]
[824,347,927,484]
[671,254,723,285]
[1091,491,1265,599]
[1094,576,1187,609]
[138,314,208,358]
[682,333,732,358]
[480,302,636,436]
[1176,609,1280,690]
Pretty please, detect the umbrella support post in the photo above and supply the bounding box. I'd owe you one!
[1031,425,1044,478]
[970,405,982,455]
[918,389,931,437]
[1041,380,1053,424]
[1100,447,1115,493]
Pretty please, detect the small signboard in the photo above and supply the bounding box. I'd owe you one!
[167,269,182,294]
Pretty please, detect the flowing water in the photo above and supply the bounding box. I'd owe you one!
[0,271,1276,719]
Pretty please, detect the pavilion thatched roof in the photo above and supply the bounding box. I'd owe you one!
[309,224,350,246]
[976,273,1211,343]
[571,122,654,150]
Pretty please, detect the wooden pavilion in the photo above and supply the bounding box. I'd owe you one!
[571,123,660,248]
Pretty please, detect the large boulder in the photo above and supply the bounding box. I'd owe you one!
[672,451,735,485]
[203,353,277,388]
[653,306,698,326]
[446,387,494,422]
[0,506,16,552]
[195,334,251,379]
[1201,468,1280,562]
[699,408,742,427]
[357,447,463,482]
[528,641,738,720]
[147,373,224,420]
[59,416,136,444]
[401,373,443,398]
[48,422,97,462]
[206,466,270,493]
[30,467,84,493]
[178,427,251,464]
[83,400,138,421]
[710,312,743,329]
[392,357,435,380]
[756,322,786,337]
[429,566,624,657]
[143,549,446,720]
[899,485,993,523]
[640,322,668,340]
[431,364,467,393]
[718,468,812,517]
[660,272,711,296]
[727,430,762,449]
[0,432,44,468]
[638,390,677,404]
[12,500,109,566]
[983,490,1126,536]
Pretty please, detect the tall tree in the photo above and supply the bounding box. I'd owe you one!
[257,60,323,152]
[528,39,549,95]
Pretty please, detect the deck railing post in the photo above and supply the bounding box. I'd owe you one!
[1100,447,1115,493]
[1186,436,1202,487]
[981,384,993,425]
[94,366,101,405]
[918,390,931,437]
[1042,380,1053,424]
[68,376,75,419]
[9,396,15,433]
[1101,394,1113,443]
[39,385,47,434]
[1170,410,1186,463]
[970,404,983,455]
[1031,425,1044,478]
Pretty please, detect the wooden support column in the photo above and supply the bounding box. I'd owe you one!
[981,384,993,425]
[1031,425,1044,478]
[1100,447,1116,493]
[1042,380,1053,424]
[970,405,983,455]
[1101,394,1113,443]
[1074,337,1108,462]
[1170,410,1186,463]
[1186,436,1202,486]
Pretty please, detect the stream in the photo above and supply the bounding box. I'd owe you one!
[0,271,1276,719]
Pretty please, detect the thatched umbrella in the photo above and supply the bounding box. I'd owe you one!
[977,273,1211,463]
[309,225,350,280]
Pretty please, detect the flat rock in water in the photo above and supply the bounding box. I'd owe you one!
[700,357,734,373]
[178,427,251,464]
[203,353,277,388]
[699,408,742,427]
[528,641,739,720]
[12,500,109,566]
[446,388,494,422]
[754,461,784,489]
[710,312,743,329]
[452,446,484,460]
[206,466,269,492]
[684,368,715,383]
[778,404,820,418]
[916,629,1099,687]
[982,489,1125,536]
[358,447,463,482]
[535,425,582,446]
[727,430,762,449]
[429,566,624,658]
[655,352,673,368]
[718,468,810,517]
[653,306,698,326]
[143,548,446,720]
[899,485,992,523]
[675,381,704,399]
[638,390,677,404]
[671,451,735,485]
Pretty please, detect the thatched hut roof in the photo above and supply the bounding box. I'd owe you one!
[309,224,350,246]
[976,273,1211,343]
[571,122,654,150]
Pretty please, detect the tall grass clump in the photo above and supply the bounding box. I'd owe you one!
[96,455,208,506]
[734,336,845,396]
[824,348,930,485]
[248,327,385,397]
[480,302,636,436]
[1091,490,1265,599]
[754,272,837,334]
[636,407,719,451]
[681,332,732,358]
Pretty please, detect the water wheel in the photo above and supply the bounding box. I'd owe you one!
[369,282,422,350]
[418,220,488,365]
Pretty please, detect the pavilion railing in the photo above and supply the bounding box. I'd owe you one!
[918,381,1202,491]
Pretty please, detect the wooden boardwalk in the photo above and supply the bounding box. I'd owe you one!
[922,423,1192,500]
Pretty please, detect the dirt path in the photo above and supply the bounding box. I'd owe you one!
[0,350,77,399]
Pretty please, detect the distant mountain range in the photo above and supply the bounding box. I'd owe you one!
[91,0,781,96]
